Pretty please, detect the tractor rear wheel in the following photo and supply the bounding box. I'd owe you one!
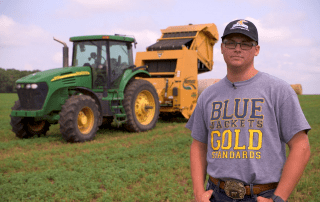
[10,100,50,138]
[123,79,160,132]
[59,95,100,143]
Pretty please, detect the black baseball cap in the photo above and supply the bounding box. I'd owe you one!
[221,19,258,44]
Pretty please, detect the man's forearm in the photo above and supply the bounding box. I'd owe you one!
[190,140,208,201]
[274,145,311,201]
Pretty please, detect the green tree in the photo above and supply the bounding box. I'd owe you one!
[0,68,9,93]
[0,68,42,93]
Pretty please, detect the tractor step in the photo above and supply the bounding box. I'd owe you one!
[115,114,126,118]
[111,105,124,109]
[113,114,127,127]
[109,90,127,127]
[111,97,122,100]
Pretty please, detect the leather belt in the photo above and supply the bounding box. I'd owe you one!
[209,176,278,195]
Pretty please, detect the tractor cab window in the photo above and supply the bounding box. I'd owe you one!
[109,41,133,85]
[73,41,108,89]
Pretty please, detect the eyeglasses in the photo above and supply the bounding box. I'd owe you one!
[223,41,256,50]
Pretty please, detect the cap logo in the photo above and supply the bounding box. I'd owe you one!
[231,20,249,31]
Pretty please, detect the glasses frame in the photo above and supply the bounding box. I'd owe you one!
[223,40,257,50]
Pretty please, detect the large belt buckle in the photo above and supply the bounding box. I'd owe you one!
[224,180,246,199]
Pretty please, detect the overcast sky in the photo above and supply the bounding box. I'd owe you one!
[0,0,319,94]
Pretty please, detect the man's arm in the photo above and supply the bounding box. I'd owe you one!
[258,130,311,202]
[190,138,209,202]
[274,130,311,200]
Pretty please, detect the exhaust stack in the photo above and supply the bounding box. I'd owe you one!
[53,37,69,68]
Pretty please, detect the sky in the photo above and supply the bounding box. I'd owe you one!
[0,0,319,94]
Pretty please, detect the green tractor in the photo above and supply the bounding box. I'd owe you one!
[10,35,160,142]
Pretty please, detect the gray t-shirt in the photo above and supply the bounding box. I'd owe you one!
[186,71,311,184]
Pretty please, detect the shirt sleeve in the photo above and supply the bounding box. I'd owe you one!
[278,94,311,143]
[185,94,209,143]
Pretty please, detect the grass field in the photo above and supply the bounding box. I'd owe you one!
[0,93,319,201]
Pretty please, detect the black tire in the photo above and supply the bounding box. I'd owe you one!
[10,100,50,138]
[123,79,160,132]
[59,95,100,143]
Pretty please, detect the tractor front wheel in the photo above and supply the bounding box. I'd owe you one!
[59,95,100,143]
[10,100,50,138]
[123,79,160,132]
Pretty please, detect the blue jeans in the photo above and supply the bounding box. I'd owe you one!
[206,178,276,202]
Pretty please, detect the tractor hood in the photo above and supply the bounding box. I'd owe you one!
[16,66,92,84]
[12,66,92,118]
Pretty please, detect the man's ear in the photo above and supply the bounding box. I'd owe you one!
[221,43,224,54]
[254,45,260,56]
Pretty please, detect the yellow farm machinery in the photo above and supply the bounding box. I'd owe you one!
[135,23,219,119]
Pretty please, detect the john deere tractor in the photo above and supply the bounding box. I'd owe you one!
[10,35,160,142]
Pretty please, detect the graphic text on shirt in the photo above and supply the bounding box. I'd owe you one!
[209,98,265,159]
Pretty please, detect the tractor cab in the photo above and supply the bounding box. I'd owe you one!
[70,35,135,90]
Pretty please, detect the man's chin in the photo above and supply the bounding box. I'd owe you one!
[228,62,244,68]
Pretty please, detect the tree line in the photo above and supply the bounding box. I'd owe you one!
[0,67,303,95]
[0,68,41,93]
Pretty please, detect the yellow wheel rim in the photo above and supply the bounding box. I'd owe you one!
[77,107,94,135]
[28,120,45,132]
[134,90,156,125]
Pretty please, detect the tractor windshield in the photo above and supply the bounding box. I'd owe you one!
[73,41,108,89]
[72,41,107,68]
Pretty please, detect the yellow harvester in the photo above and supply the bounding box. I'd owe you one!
[135,23,219,119]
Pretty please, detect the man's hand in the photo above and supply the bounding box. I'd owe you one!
[257,196,273,202]
[197,190,213,202]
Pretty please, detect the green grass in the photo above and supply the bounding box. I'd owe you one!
[0,93,319,201]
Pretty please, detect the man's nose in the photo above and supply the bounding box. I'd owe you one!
[235,43,242,51]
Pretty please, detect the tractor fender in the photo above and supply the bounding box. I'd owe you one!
[120,68,151,92]
[72,87,103,125]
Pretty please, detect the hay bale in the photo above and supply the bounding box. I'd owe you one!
[198,79,221,95]
[290,84,303,95]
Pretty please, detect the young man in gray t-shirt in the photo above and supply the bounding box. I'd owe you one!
[186,19,311,202]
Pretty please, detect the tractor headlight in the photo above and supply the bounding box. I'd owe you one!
[26,84,31,89]
[31,84,38,89]
[16,84,21,89]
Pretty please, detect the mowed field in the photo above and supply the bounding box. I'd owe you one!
[0,93,319,202]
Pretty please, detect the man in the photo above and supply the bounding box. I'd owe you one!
[186,19,311,202]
